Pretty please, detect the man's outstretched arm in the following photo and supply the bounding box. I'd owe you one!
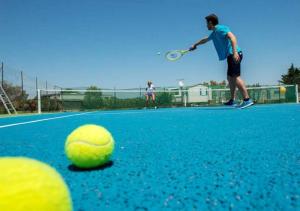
[189,37,210,51]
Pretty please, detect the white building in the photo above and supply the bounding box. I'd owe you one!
[186,84,212,103]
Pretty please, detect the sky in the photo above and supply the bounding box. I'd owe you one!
[1,0,300,89]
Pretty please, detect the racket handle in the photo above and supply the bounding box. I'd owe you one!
[189,45,197,51]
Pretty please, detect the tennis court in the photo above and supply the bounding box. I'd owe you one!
[1,104,299,210]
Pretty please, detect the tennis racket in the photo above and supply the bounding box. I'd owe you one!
[165,49,190,61]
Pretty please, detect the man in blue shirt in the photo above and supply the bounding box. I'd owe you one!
[190,14,253,109]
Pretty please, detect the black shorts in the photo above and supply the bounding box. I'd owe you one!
[227,51,243,77]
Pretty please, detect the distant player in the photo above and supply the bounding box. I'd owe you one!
[190,14,254,108]
[145,81,157,109]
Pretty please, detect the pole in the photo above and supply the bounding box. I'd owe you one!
[21,71,24,97]
[184,92,187,107]
[296,84,299,103]
[37,89,41,114]
[1,62,3,87]
[35,77,38,98]
[114,86,116,108]
[139,86,142,98]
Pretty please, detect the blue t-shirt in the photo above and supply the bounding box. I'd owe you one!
[208,25,241,60]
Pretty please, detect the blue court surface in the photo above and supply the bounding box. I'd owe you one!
[0,104,299,210]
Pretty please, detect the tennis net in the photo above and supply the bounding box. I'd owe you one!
[37,84,298,113]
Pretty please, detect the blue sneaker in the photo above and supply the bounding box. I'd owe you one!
[224,99,238,106]
[238,99,254,109]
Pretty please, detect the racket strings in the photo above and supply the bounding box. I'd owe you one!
[166,51,182,61]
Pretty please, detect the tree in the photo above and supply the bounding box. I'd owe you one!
[203,80,227,87]
[1,81,28,111]
[210,80,217,86]
[83,86,103,109]
[156,92,174,106]
[279,64,300,91]
[220,80,226,86]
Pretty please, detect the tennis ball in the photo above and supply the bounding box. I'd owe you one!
[279,86,286,94]
[0,157,72,211]
[65,124,115,168]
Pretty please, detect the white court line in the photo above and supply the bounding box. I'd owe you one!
[99,110,161,115]
[0,112,94,129]
[0,109,172,129]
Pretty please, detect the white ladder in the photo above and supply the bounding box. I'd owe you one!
[0,84,17,115]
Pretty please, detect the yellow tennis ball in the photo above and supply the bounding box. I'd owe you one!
[65,124,115,168]
[279,86,286,94]
[0,157,72,211]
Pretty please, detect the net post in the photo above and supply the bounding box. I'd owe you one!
[296,84,299,103]
[1,62,3,87]
[37,89,42,114]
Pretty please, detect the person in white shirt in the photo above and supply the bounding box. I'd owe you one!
[145,81,156,108]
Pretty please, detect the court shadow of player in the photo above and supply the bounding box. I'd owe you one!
[195,106,238,111]
[68,161,114,172]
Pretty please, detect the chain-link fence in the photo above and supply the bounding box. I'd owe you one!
[0,62,62,114]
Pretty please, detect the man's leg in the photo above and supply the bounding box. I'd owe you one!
[236,76,250,100]
[226,52,253,108]
[235,76,254,108]
[145,95,149,107]
[225,54,240,106]
[224,76,237,105]
[151,94,156,108]
[227,75,237,100]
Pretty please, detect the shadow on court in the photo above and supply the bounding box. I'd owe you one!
[68,161,114,172]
